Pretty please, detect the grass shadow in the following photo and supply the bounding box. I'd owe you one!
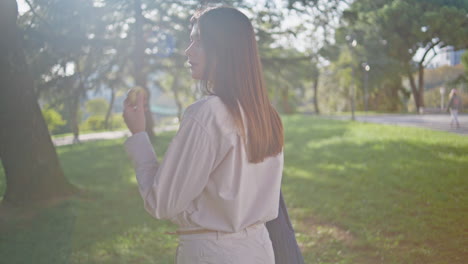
[0,201,75,264]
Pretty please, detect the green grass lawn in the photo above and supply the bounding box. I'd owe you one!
[1,115,467,264]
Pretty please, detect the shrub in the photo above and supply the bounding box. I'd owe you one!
[85,98,109,116]
[83,115,106,131]
[41,106,66,134]
[82,114,126,131]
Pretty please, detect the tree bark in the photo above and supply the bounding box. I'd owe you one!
[405,42,439,114]
[406,63,421,112]
[312,73,320,114]
[281,86,293,114]
[0,0,77,207]
[417,62,425,112]
[104,86,115,130]
[133,0,155,141]
[70,81,82,144]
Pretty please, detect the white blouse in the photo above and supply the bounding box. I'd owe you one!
[124,95,283,233]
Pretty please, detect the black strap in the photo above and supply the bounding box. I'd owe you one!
[266,191,305,264]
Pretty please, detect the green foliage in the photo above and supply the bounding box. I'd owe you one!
[41,105,66,134]
[463,52,468,75]
[81,114,126,131]
[18,0,325,122]
[82,115,106,131]
[109,115,127,130]
[85,98,109,116]
[370,77,407,112]
[332,0,468,112]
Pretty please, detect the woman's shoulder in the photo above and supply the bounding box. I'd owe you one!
[187,95,222,111]
[184,95,227,119]
[183,95,236,134]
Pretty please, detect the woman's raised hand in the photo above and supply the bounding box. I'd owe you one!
[123,89,147,135]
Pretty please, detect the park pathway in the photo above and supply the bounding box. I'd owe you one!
[52,125,179,146]
[326,114,468,135]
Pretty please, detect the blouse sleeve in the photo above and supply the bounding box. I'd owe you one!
[124,116,219,220]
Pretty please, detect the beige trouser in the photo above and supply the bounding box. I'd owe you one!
[175,224,275,264]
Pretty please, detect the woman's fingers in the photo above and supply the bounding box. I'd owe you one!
[124,95,132,108]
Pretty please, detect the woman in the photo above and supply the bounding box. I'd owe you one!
[123,6,302,263]
[447,88,462,129]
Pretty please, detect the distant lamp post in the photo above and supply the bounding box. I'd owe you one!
[362,63,371,112]
[440,86,446,111]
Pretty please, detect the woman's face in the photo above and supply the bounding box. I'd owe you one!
[185,23,207,80]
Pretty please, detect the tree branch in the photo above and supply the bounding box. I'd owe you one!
[419,40,441,65]
[423,45,440,68]
[23,0,54,31]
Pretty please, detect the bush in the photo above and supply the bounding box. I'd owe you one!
[41,106,66,134]
[85,98,109,116]
[83,115,106,131]
[82,114,126,131]
[110,114,126,130]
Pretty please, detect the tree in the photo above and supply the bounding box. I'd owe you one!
[285,0,348,114]
[0,0,77,208]
[329,5,410,113]
[19,0,107,143]
[343,0,468,113]
[249,3,315,114]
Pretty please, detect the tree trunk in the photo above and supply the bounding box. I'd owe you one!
[417,63,425,112]
[384,78,402,112]
[281,86,293,114]
[273,71,280,109]
[406,63,421,112]
[104,87,115,130]
[312,74,320,114]
[0,0,77,207]
[133,0,155,141]
[70,83,81,144]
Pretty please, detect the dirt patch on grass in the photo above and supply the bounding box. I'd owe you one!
[296,215,355,245]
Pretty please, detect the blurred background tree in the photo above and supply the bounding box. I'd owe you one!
[0,0,78,208]
[333,0,468,113]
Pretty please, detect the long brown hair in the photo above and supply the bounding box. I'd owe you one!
[191,6,283,163]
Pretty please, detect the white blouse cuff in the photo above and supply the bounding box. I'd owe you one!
[124,131,157,163]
